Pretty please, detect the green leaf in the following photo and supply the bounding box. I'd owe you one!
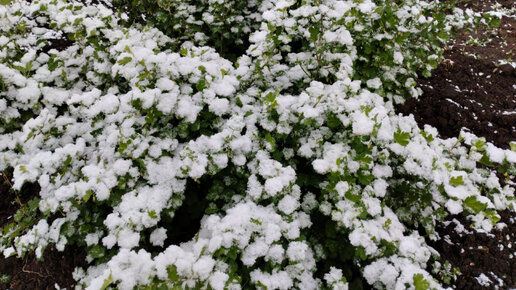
[488,15,501,27]
[117,56,132,65]
[250,218,262,225]
[61,221,76,237]
[167,265,179,281]
[196,79,206,92]
[131,98,143,110]
[484,209,501,224]
[345,190,361,203]
[264,91,278,103]
[13,65,26,74]
[0,274,11,284]
[473,139,487,152]
[327,113,341,129]
[118,139,132,154]
[478,154,494,167]
[0,0,12,5]
[73,17,83,26]
[48,57,60,72]
[148,210,158,219]
[421,130,434,142]
[205,203,219,214]
[357,171,374,186]
[413,273,430,290]
[25,61,32,72]
[380,239,396,257]
[394,130,410,146]
[19,165,27,173]
[264,132,275,146]
[510,142,516,152]
[180,46,188,57]
[355,246,367,261]
[89,245,105,259]
[63,155,72,166]
[228,246,238,260]
[309,23,320,42]
[83,189,93,202]
[464,196,487,214]
[100,274,113,290]
[449,176,464,186]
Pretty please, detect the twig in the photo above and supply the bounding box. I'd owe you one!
[2,171,23,207]
[298,63,312,79]
[22,264,50,279]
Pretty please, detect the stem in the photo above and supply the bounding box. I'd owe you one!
[298,63,312,79]
[2,171,23,207]
[312,94,324,108]
[449,135,463,152]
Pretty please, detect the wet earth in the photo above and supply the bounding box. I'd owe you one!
[399,0,516,288]
[1,0,515,289]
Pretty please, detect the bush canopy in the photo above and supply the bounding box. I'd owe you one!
[0,0,513,289]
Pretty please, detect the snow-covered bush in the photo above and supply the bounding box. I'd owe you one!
[0,0,514,289]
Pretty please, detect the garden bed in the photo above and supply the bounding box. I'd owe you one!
[399,0,516,288]
[0,0,515,289]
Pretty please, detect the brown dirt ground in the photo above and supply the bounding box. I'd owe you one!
[398,13,516,149]
[399,0,516,288]
[0,171,86,290]
[428,210,516,289]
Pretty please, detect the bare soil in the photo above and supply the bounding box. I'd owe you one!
[399,0,516,288]
[398,14,516,149]
[0,171,86,290]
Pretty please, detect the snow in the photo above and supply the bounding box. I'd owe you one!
[192,256,216,280]
[117,229,140,249]
[209,271,229,290]
[208,98,230,116]
[85,232,101,246]
[149,228,167,247]
[105,249,154,290]
[286,241,309,262]
[112,159,132,176]
[1,0,514,289]
[486,143,505,163]
[393,51,404,64]
[16,79,41,103]
[358,1,376,14]
[3,247,15,258]
[278,195,299,215]
[324,267,343,283]
[372,179,388,197]
[366,78,382,89]
[265,244,285,264]
[445,199,463,214]
[335,181,350,197]
[250,270,293,290]
[475,273,492,287]
[242,240,269,266]
[351,111,375,135]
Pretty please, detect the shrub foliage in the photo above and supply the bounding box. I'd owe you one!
[0,0,514,289]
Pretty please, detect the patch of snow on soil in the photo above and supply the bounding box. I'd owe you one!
[475,273,492,287]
